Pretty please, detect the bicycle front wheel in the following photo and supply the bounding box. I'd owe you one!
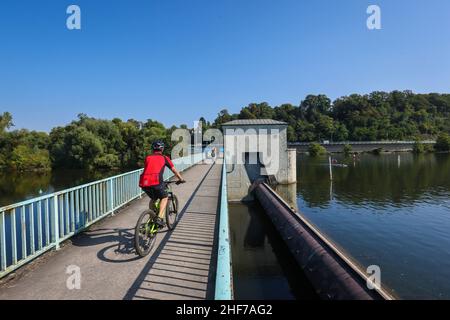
[135,210,157,257]
[166,194,179,230]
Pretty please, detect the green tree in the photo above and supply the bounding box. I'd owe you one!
[300,95,332,123]
[316,115,335,141]
[113,118,142,168]
[333,123,349,141]
[0,112,14,132]
[295,120,316,142]
[199,117,211,131]
[239,102,275,119]
[214,109,235,127]
[50,125,104,169]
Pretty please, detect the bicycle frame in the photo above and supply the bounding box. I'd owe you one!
[147,222,158,235]
[150,184,174,212]
[147,183,176,230]
[135,181,181,256]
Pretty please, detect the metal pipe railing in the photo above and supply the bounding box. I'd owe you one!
[0,153,204,279]
[214,156,233,300]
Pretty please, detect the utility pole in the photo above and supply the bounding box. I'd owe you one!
[329,156,333,181]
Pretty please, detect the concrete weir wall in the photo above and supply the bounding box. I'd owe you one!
[253,182,393,300]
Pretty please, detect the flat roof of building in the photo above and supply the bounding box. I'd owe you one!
[222,119,287,126]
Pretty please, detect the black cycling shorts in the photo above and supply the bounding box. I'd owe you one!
[143,183,168,201]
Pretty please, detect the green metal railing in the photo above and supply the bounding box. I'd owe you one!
[0,153,203,279]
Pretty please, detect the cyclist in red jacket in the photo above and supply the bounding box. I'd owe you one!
[139,141,185,228]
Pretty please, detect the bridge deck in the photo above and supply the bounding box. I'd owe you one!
[0,161,222,300]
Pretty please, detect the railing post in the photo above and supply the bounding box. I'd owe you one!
[138,172,142,199]
[109,179,115,216]
[53,195,60,250]
[0,211,6,272]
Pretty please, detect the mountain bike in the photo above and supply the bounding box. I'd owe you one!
[134,180,184,257]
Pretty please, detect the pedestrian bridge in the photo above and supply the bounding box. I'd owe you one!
[0,155,231,300]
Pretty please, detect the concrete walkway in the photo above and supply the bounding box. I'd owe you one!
[0,161,222,300]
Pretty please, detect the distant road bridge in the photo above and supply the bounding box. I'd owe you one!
[289,140,436,153]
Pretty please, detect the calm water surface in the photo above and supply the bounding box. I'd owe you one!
[229,202,318,300]
[295,153,450,299]
[0,169,121,207]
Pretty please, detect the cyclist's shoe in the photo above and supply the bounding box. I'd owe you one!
[155,217,166,229]
[176,180,186,185]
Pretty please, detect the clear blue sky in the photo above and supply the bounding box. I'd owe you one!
[1,0,449,131]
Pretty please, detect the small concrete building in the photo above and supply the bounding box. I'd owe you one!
[222,119,297,202]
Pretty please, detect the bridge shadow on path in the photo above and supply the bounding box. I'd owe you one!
[123,162,221,300]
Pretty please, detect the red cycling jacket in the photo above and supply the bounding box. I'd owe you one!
[139,151,175,188]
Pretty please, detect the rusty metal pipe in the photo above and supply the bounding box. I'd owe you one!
[253,182,392,300]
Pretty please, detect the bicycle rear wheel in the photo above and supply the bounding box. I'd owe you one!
[166,194,179,230]
[135,210,157,257]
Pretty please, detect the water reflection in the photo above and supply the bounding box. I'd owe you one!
[0,169,120,207]
[296,153,450,299]
[243,207,266,248]
[298,153,450,209]
[0,171,52,206]
[229,202,317,300]
[274,183,299,212]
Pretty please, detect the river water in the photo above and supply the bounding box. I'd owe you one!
[290,153,450,299]
[0,169,121,207]
[229,202,318,300]
[2,153,449,299]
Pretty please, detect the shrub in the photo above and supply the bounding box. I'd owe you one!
[413,139,425,154]
[343,144,352,155]
[309,142,326,157]
[424,143,435,153]
[372,148,383,155]
[435,133,450,152]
